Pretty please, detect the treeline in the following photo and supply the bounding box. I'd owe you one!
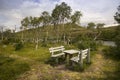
[19,2,83,49]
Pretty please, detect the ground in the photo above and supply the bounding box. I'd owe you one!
[0,44,120,80]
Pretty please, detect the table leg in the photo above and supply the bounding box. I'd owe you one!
[69,54,73,66]
[65,53,69,65]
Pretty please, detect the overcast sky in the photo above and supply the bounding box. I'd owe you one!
[0,0,120,30]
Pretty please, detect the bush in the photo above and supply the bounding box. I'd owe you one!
[41,42,47,47]
[2,39,10,45]
[14,42,23,51]
[103,46,120,60]
[77,41,97,51]
[72,35,98,50]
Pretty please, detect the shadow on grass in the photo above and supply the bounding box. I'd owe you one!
[65,61,92,72]
[0,54,30,80]
[45,57,66,67]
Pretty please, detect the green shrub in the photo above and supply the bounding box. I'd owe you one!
[77,41,97,51]
[77,41,89,50]
[2,39,10,45]
[14,42,23,51]
[72,35,98,50]
[103,46,120,60]
[41,42,47,47]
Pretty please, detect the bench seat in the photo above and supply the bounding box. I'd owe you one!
[70,48,90,67]
[70,55,87,63]
[70,56,79,63]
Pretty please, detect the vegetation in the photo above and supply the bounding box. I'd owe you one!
[87,22,96,29]
[98,27,116,41]
[0,54,30,80]
[0,2,120,80]
[113,5,120,59]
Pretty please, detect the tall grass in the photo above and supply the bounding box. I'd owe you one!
[0,54,30,80]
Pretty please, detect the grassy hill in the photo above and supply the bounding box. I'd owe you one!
[15,23,98,43]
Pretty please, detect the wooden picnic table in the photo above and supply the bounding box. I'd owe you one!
[64,49,79,65]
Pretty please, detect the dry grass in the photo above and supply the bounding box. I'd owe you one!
[16,47,120,80]
[0,44,119,80]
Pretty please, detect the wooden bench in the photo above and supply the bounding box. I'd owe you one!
[49,46,65,63]
[70,48,90,67]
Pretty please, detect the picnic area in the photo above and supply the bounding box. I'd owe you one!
[0,1,120,80]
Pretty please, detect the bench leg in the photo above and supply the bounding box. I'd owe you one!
[87,48,90,63]
[69,54,73,66]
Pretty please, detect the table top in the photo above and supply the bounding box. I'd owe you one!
[64,49,79,54]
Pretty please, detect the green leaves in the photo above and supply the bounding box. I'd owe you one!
[41,11,51,27]
[71,11,82,24]
[21,17,29,29]
[87,22,96,29]
[114,5,120,24]
[52,2,72,25]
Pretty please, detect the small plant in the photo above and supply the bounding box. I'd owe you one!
[14,42,23,51]
[41,42,47,47]
[2,39,10,45]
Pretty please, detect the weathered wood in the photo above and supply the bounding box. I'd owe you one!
[51,53,65,57]
[49,46,65,57]
[49,46,65,64]
[80,50,83,67]
[70,48,90,68]
[87,48,90,63]
[64,50,79,65]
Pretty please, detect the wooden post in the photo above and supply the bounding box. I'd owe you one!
[79,50,83,68]
[87,48,90,63]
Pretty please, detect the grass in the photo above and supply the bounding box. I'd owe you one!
[0,43,120,80]
[0,43,50,62]
[0,54,30,80]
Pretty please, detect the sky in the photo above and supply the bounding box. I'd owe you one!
[0,0,120,31]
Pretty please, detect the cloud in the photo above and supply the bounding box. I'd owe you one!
[0,0,120,31]
[0,0,57,30]
[59,0,120,25]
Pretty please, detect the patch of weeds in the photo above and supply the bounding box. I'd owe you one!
[103,46,120,60]
[40,70,62,80]
[41,43,48,47]
[14,42,23,51]
[0,54,15,65]
[2,39,10,45]
[66,61,92,72]
[0,54,30,80]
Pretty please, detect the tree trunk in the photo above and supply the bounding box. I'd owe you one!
[35,38,39,50]
[1,27,3,40]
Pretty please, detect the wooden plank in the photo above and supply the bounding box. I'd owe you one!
[49,48,65,53]
[70,56,79,63]
[49,46,65,58]
[51,53,65,57]
[81,49,88,58]
[49,46,64,50]
[82,55,87,59]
